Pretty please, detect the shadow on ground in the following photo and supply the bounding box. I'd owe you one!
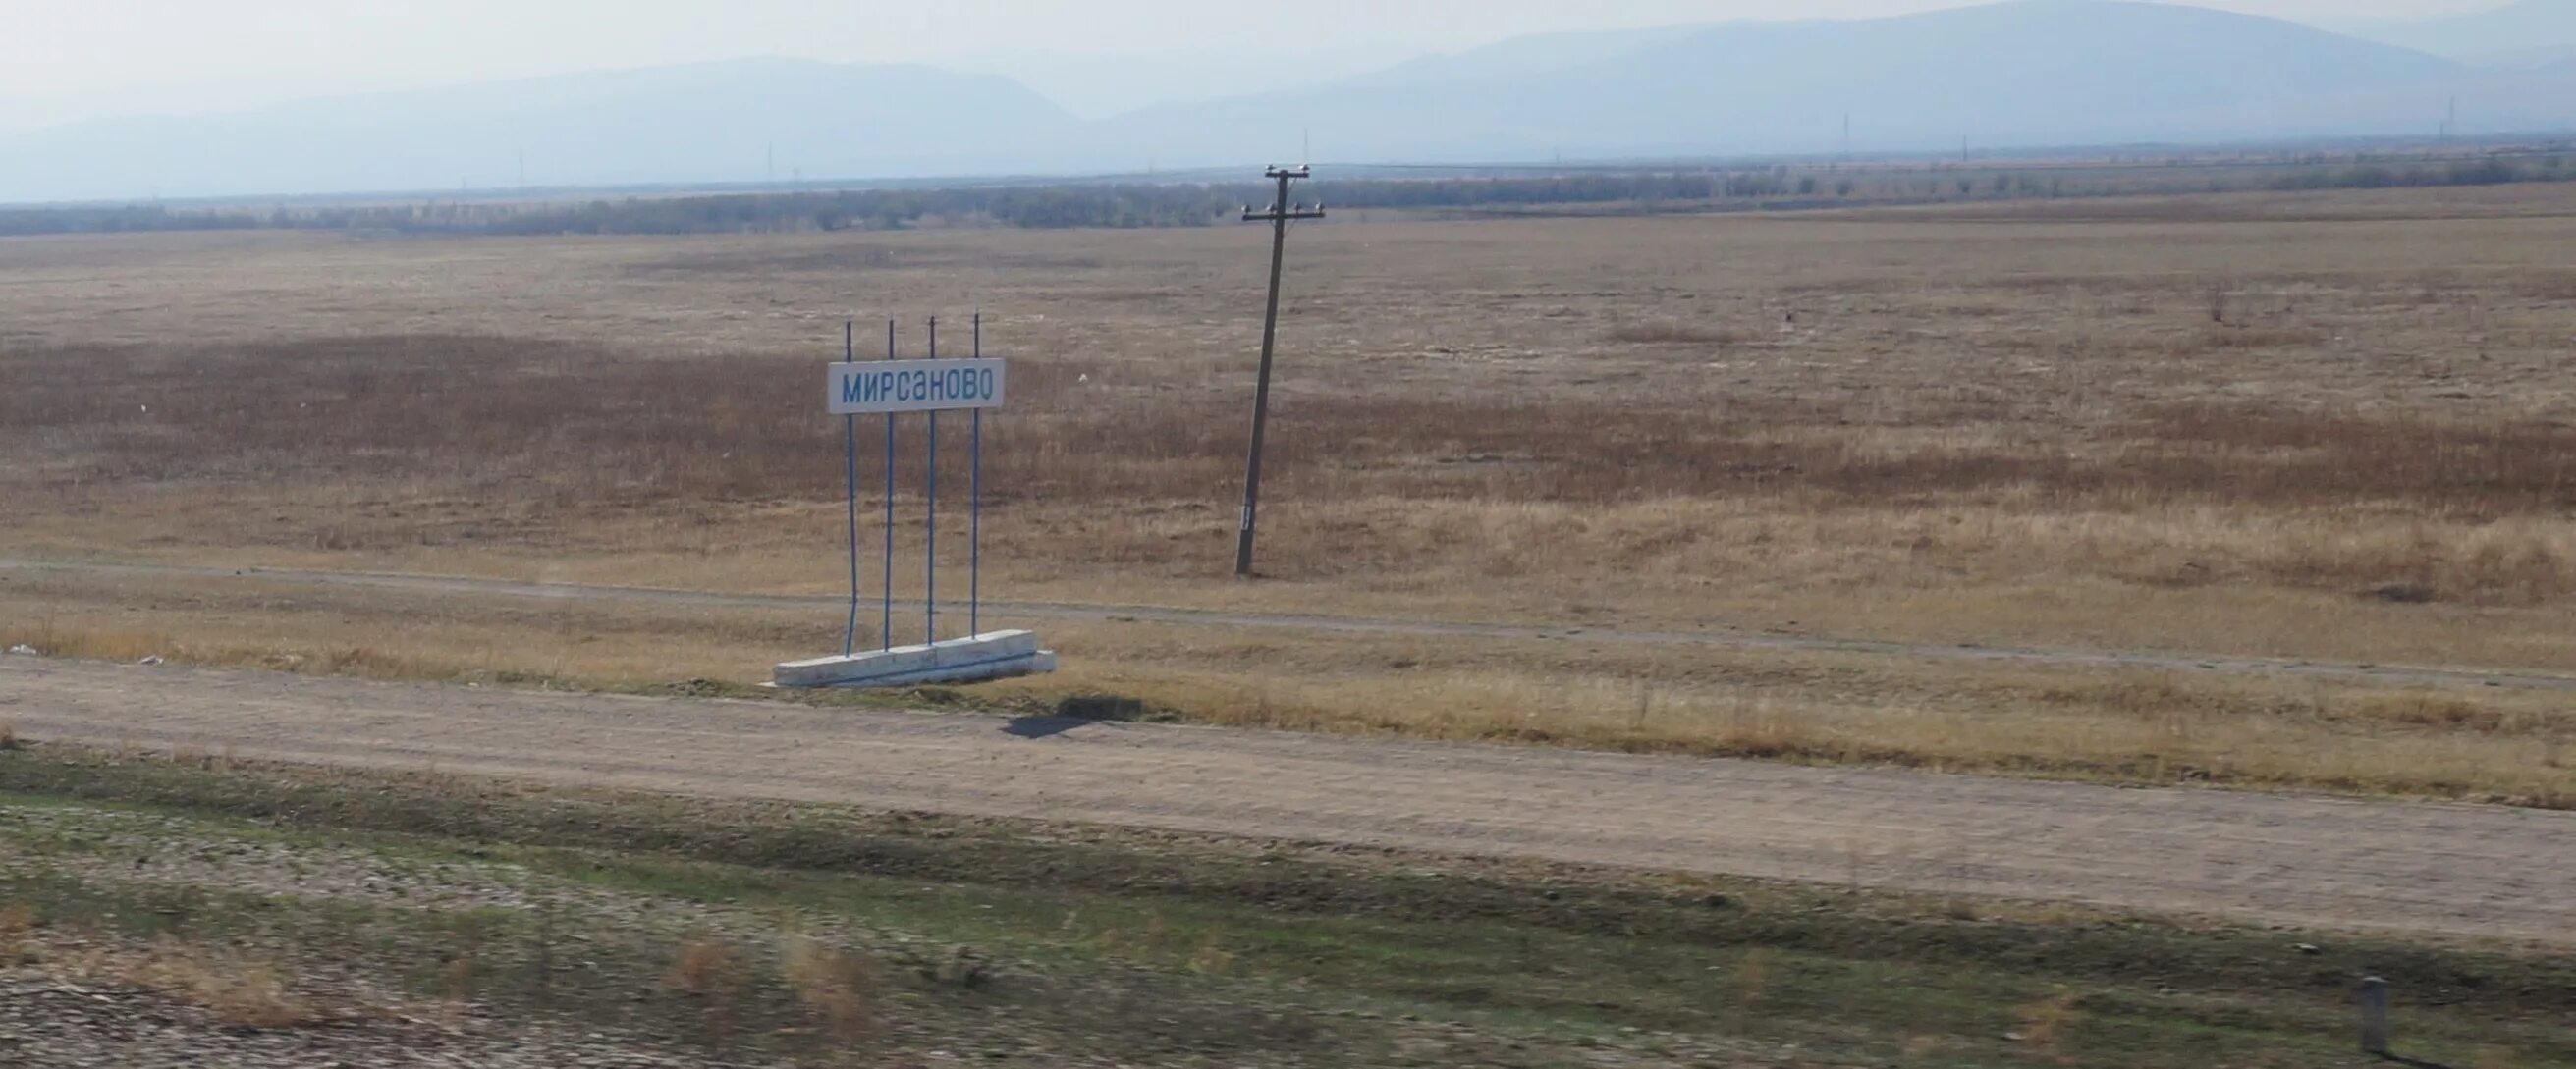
[1002,695,1176,738]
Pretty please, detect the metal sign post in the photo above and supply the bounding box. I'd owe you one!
[882,320,897,650]
[970,312,984,637]
[777,317,1053,689]
[841,321,861,656]
[927,317,940,648]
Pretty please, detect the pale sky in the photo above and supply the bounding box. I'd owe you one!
[0,0,2508,124]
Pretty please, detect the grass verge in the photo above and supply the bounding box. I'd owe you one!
[0,744,2568,1067]
[10,593,2570,811]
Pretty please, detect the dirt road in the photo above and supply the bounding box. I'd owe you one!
[2,656,2566,944]
[5,557,2574,692]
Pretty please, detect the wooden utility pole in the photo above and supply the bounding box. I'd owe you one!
[1233,165,1324,577]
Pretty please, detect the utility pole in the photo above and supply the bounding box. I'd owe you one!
[1233,165,1325,577]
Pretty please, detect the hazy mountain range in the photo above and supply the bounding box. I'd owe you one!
[2340,0,2576,62]
[5,0,2575,205]
[2,62,1074,203]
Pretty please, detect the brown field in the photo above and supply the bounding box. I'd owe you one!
[5,183,2575,804]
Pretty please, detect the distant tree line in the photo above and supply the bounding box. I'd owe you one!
[0,204,262,236]
[0,174,1760,237]
[4,153,2569,238]
[481,185,1246,234]
[2263,154,2570,192]
[458,173,1770,234]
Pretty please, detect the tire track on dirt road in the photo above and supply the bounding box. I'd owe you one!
[2,656,2569,944]
[4,557,2572,693]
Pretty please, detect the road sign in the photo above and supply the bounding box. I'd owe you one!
[827,358,1006,414]
[782,318,1050,691]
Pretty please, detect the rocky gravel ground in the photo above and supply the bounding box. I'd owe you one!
[0,974,769,1069]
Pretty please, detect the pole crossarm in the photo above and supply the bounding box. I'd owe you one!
[1243,165,1326,223]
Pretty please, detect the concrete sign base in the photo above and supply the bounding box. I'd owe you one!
[775,630,1056,689]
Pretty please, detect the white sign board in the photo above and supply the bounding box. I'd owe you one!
[827,359,1007,414]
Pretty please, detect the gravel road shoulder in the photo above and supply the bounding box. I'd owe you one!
[2,656,2568,945]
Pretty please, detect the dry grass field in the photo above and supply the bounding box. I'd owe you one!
[5,182,2575,804]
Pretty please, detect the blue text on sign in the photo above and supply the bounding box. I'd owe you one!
[826,359,1008,414]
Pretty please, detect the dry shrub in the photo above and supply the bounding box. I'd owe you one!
[917,946,992,989]
[438,954,475,1004]
[0,722,20,752]
[2038,673,2202,718]
[663,938,745,1044]
[1185,933,1233,976]
[123,940,322,1030]
[780,936,878,1042]
[1708,700,1825,759]
[665,938,743,995]
[315,646,435,679]
[2013,990,2085,1053]
[1733,947,1775,1008]
[0,902,34,966]
[2030,671,2313,723]
[2347,694,2524,734]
